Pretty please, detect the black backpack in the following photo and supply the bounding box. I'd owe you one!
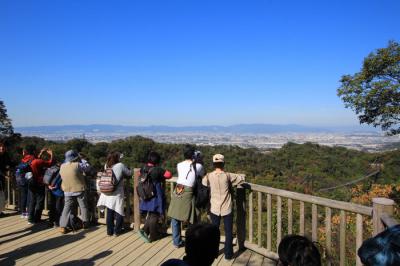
[137,166,155,201]
[192,162,210,209]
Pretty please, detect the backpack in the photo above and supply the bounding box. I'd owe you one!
[50,173,64,197]
[193,163,210,209]
[137,166,155,201]
[98,168,118,193]
[15,160,33,186]
[43,165,60,185]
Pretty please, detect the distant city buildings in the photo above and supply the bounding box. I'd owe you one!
[17,131,400,152]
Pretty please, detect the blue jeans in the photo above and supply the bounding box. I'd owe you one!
[210,212,233,259]
[107,208,123,236]
[19,185,29,213]
[171,218,183,246]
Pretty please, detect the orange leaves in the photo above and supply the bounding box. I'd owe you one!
[351,184,397,205]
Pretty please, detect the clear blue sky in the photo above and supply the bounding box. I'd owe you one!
[1,0,399,127]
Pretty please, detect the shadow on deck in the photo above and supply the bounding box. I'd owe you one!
[0,212,275,266]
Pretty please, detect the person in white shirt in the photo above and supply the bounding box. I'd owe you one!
[167,146,204,248]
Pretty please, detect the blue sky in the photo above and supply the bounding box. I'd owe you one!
[1,0,399,127]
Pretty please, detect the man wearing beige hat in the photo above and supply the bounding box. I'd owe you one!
[202,153,245,260]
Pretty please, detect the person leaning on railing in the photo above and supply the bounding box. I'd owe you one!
[167,145,205,248]
[97,151,132,236]
[138,151,172,243]
[25,146,54,224]
[202,154,245,261]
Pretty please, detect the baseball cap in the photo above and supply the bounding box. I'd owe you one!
[213,154,224,163]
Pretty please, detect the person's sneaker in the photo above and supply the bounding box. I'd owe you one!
[59,227,67,234]
[173,241,185,249]
[138,230,150,243]
[82,222,89,229]
[24,212,29,219]
[224,255,233,261]
[47,221,54,228]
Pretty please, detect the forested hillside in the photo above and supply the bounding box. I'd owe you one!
[6,135,400,203]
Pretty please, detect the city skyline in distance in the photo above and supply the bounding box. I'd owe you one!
[15,123,379,135]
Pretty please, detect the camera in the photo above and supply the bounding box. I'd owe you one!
[192,150,203,164]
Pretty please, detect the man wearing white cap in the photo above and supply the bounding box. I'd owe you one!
[202,153,245,260]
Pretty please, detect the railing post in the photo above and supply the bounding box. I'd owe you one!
[124,179,131,225]
[236,184,246,251]
[372,197,395,235]
[6,175,18,210]
[133,168,141,232]
[6,176,11,208]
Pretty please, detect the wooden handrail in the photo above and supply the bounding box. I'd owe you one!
[380,213,399,228]
[247,182,373,216]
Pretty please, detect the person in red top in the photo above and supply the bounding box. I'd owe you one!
[21,145,54,224]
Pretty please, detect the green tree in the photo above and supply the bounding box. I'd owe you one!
[0,100,14,136]
[337,41,400,135]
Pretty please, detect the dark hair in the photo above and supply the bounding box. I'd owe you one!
[23,144,37,156]
[106,151,120,168]
[148,151,161,165]
[183,145,195,160]
[278,235,321,266]
[358,225,400,266]
[184,223,220,266]
[213,162,225,169]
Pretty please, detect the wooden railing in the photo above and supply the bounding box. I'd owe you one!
[239,184,396,266]
[3,172,398,265]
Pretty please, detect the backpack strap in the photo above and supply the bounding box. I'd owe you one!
[226,172,233,194]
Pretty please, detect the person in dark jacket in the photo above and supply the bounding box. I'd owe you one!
[0,140,14,216]
[358,224,400,266]
[138,151,172,242]
[47,163,64,228]
[278,235,321,266]
[161,223,220,266]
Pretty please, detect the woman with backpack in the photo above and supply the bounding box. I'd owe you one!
[97,151,132,236]
[138,151,172,243]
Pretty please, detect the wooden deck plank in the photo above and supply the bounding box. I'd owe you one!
[149,238,178,265]
[23,227,107,266]
[232,250,252,266]
[0,229,60,266]
[0,220,39,244]
[0,225,58,254]
[0,215,272,266]
[0,218,29,233]
[83,233,141,266]
[19,229,104,266]
[247,252,265,266]
[128,237,172,265]
[157,245,185,265]
[97,233,145,265]
[212,243,225,266]
[262,257,277,266]
[31,227,107,266]
[72,231,135,265]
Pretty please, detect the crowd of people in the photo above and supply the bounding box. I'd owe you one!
[0,139,399,265]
